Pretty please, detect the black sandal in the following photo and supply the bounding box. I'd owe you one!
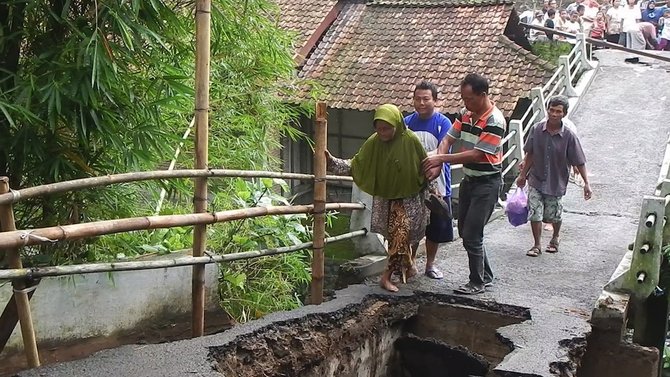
[526,246,541,257]
[546,238,559,253]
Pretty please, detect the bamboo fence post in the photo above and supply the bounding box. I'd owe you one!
[0,177,40,367]
[310,102,327,304]
[192,0,211,338]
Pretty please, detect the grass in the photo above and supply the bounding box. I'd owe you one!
[324,215,358,261]
[531,40,573,64]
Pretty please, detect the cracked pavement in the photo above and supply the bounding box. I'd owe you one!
[15,50,670,377]
[403,50,670,375]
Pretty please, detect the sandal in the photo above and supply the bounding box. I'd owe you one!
[454,282,485,295]
[425,266,444,280]
[546,238,559,253]
[526,246,541,257]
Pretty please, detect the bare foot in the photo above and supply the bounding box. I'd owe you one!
[380,278,399,292]
[543,223,553,231]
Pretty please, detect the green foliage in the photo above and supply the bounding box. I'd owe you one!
[1,0,191,230]
[1,0,315,324]
[531,40,573,64]
[325,215,357,261]
[1,0,311,264]
[214,179,311,322]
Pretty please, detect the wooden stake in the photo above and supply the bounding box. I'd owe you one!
[310,102,328,304]
[0,177,40,367]
[192,0,211,337]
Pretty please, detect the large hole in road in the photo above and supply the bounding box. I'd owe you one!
[211,294,530,377]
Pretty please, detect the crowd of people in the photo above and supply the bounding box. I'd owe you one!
[326,74,592,295]
[522,0,670,50]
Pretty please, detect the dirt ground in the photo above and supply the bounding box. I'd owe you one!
[212,299,419,377]
[0,310,232,377]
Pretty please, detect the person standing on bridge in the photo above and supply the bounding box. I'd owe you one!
[326,104,430,292]
[516,95,592,258]
[405,80,454,280]
[422,73,505,295]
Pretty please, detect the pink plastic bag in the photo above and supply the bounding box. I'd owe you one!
[505,187,528,227]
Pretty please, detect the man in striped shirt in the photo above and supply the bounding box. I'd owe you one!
[422,73,506,295]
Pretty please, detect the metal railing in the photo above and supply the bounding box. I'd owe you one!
[448,33,595,196]
[502,32,595,186]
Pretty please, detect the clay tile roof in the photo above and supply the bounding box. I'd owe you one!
[297,1,554,115]
[274,0,339,51]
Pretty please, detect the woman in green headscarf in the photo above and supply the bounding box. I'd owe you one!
[326,104,431,292]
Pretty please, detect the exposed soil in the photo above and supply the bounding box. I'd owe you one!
[211,294,531,377]
[212,299,419,377]
[0,309,233,377]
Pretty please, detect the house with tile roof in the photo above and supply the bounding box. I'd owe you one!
[277,0,554,197]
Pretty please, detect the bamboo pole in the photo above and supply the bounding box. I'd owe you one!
[0,230,367,280]
[0,178,40,367]
[155,117,196,215]
[0,203,364,251]
[192,0,211,338]
[0,170,352,206]
[0,278,39,353]
[310,102,327,304]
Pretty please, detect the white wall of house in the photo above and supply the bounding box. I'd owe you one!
[0,253,220,353]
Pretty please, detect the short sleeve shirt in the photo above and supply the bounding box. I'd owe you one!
[405,112,453,196]
[524,120,587,197]
[622,5,642,32]
[447,106,506,177]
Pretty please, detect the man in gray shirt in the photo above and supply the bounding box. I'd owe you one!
[516,95,592,257]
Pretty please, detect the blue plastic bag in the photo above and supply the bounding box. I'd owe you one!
[505,187,528,227]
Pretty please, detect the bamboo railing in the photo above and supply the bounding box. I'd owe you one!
[0,99,362,367]
[0,0,362,368]
[0,230,367,280]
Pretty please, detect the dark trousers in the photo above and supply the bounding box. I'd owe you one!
[458,174,501,286]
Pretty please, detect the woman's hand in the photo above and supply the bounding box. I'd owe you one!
[425,165,442,181]
[422,155,445,181]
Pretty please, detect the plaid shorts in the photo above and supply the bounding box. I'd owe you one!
[528,186,563,223]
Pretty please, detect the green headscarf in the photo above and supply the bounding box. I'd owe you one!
[350,104,427,199]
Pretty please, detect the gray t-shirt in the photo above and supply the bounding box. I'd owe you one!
[524,120,587,197]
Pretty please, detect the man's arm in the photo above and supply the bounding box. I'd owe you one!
[423,135,485,177]
[436,134,455,155]
[516,152,533,187]
[575,164,593,200]
[426,114,504,176]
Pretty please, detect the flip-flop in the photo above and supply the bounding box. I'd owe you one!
[546,238,559,253]
[425,267,444,280]
[526,246,541,257]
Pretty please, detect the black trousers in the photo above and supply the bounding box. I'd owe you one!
[457,174,501,286]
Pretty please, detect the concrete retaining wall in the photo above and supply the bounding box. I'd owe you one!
[1,253,220,353]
